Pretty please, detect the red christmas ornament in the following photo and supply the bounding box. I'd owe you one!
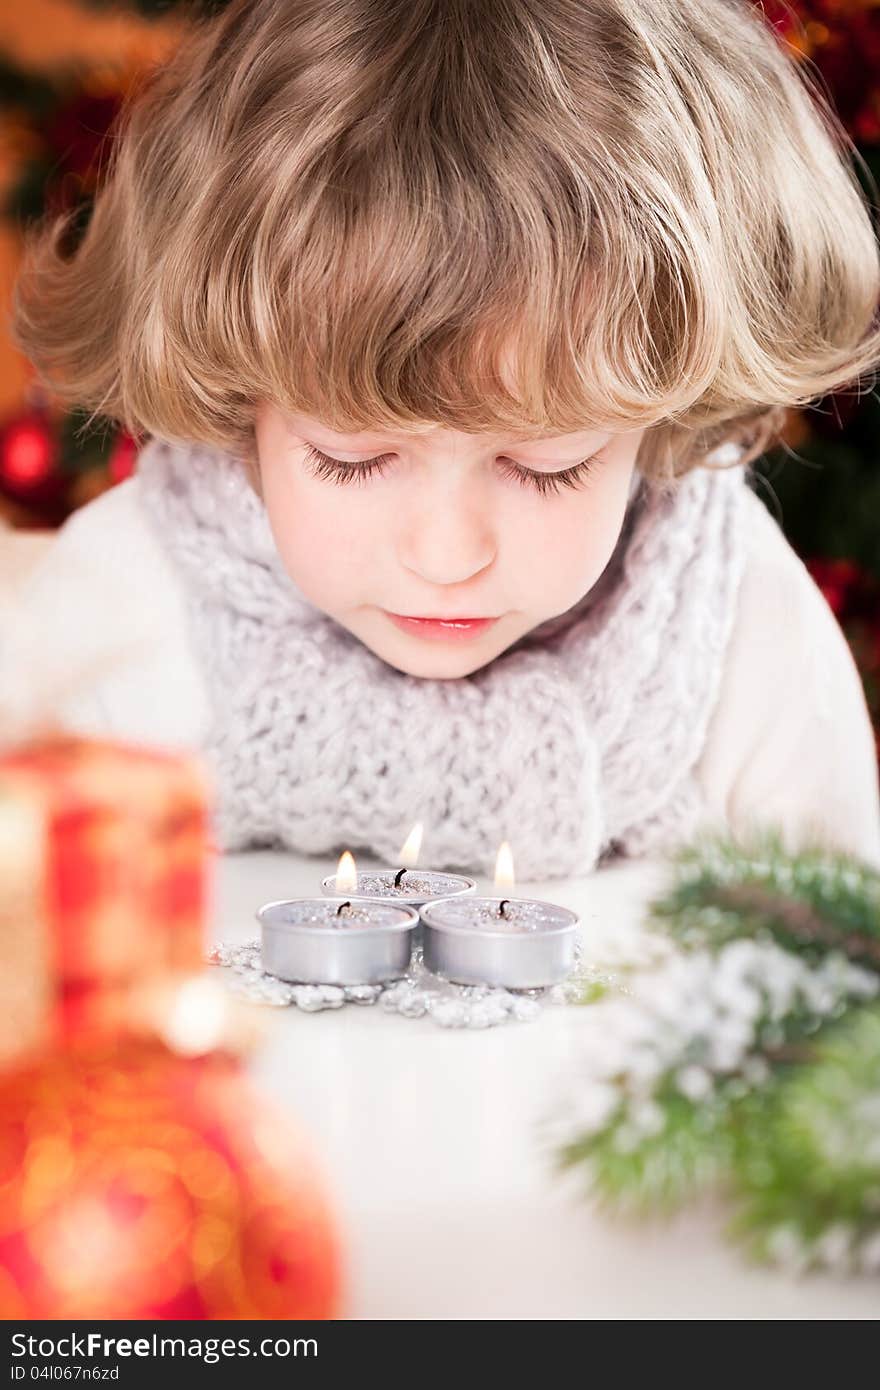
[806,556,862,619]
[0,413,57,493]
[108,429,140,485]
[0,1039,341,1320]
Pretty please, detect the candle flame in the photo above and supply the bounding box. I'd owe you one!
[398,821,423,867]
[336,850,358,893]
[494,840,516,890]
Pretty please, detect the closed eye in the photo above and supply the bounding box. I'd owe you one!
[301,443,602,496]
[496,455,601,496]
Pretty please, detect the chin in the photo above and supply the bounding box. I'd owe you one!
[377,643,498,680]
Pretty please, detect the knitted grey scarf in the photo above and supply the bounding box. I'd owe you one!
[135,437,749,880]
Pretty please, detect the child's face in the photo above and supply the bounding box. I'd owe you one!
[255,401,645,678]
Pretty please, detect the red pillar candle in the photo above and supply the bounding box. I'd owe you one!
[0,736,344,1319]
[0,735,212,1065]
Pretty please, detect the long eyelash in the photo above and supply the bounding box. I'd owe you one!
[301,443,600,495]
[302,443,391,486]
[496,456,600,496]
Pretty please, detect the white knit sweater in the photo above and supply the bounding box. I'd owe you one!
[5,440,880,874]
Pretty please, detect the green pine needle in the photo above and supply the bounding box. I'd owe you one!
[554,829,880,1273]
[558,1084,734,1215]
[729,1004,880,1274]
[649,827,880,970]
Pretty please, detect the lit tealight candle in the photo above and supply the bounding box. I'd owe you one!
[257,895,419,986]
[419,842,579,989]
[320,824,476,906]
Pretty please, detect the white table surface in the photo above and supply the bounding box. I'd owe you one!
[211,849,878,1320]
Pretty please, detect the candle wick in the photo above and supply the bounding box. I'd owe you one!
[393,867,408,888]
[498,899,510,918]
[336,900,353,916]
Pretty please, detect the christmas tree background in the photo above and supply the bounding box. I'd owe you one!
[0,0,877,758]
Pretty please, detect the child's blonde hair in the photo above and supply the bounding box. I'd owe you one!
[10,0,880,482]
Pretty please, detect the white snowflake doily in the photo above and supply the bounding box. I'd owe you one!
[206,938,624,1029]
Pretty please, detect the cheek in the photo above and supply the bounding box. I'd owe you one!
[517,473,633,603]
[261,475,374,610]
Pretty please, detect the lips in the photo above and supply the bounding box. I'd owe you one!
[396,615,495,623]
[383,611,499,642]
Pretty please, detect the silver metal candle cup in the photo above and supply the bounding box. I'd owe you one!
[321,869,476,945]
[321,868,476,906]
[419,895,579,989]
[258,896,419,986]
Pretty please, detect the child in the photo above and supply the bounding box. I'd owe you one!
[7,0,880,877]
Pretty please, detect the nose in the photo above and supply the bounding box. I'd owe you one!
[396,472,497,586]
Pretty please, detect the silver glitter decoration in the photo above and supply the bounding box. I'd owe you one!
[321,869,474,903]
[422,897,572,932]
[207,938,620,1029]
